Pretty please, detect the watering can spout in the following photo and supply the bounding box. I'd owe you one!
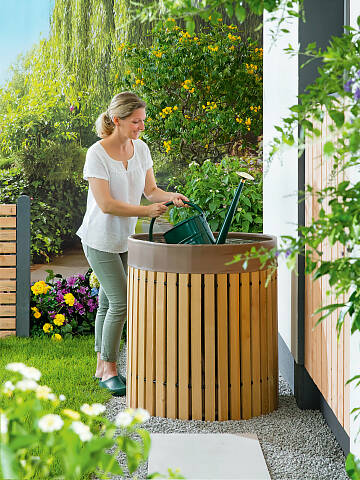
[215,171,255,245]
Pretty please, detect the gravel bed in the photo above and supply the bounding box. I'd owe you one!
[99,345,348,480]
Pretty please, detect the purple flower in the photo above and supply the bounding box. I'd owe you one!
[78,274,85,282]
[67,276,77,288]
[344,79,354,92]
[285,249,292,258]
[357,70,360,78]
[77,286,87,295]
[56,293,64,303]
[79,309,86,316]
[354,87,360,102]
[55,280,62,289]
[274,250,280,258]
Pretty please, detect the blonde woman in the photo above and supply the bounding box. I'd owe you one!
[77,92,188,396]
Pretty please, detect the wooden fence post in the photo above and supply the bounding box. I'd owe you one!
[16,195,30,337]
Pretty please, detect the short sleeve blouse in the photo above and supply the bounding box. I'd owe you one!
[77,138,153,253]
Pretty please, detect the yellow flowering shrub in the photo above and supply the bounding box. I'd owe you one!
[117,18,262,167]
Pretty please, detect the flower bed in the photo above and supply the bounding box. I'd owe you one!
[30,269,99,339]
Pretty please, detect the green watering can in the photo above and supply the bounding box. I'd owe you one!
[148,171,254,245]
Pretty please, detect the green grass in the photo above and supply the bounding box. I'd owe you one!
[0,335,113,410]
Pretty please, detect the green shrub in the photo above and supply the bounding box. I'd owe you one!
[0,156,16,170]
[0,168,87,263]
[118,19,263,168]
[168,155,263,233]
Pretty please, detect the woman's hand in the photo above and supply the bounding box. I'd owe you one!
[168,192,189,207]
[146,202,168,218]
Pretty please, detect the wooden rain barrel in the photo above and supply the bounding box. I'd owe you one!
[126,232,278,421]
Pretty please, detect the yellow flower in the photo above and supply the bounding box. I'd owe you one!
[125,70,131,75]
[64,293,75,306]
[208,15,212,20]
[245,118,251,126]
[54,314,65,326]
[52,334,62,342]
[236,117,243,123]
[173,106,178,111]
[31,281,51,296]
[167,17,175,22]
[135,79,141,84]
[205,144,209,149]
[115,73,119,79]
[43,323,53,333]
[218,17,222,22]
[62,409,80,420]
[208,45,219,52]
[34,311,41,319]
[229,45,235,51]
[189,88,194,93]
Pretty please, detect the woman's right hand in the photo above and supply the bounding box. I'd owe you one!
[146,202,168,218]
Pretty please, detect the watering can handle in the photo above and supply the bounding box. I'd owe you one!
[148,201,204,242]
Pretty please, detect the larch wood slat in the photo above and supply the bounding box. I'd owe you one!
[0,268,16,279]
[0,231,16,241]
[217,274,229,421]
[156,272,167,417]
[0,217,16,228]
[304,110,350,432]
[145,271,156,415]
[0,256,16,267]
[250,271,261,417]
[229,274,241,419]
[0,317,16,329]
[0,243,16,254]
[204,274,216,421]
[266,271,275,412]
[190,274,202,420]
[0,293,16,304]
[127,267,134,402]
[240,273,251,419]
[178,273,190,420]
[260,270,269,414]
[131,269,139,407]
[166,273,178,419]
[0,205,16,215]
[137,269,147,408]
[0,331,15,338]
[0,280,16,290]
[0,306,16,316]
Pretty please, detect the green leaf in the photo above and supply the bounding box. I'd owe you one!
[328,110,344,128]
[235,5,246,23]
[225,4,234,18]
[0,444,19,480]
[185,18,195,35]
[323,141,335,156]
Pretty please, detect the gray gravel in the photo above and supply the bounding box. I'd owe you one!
[102,345,348,480]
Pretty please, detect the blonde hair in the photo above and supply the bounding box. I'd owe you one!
[95,92,146,138]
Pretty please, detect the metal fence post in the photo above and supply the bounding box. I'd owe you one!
[16,195,30,337]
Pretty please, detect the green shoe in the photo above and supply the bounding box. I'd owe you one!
[118,373,126,385]
[99,376,126,397]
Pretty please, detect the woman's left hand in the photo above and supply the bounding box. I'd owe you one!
[169,192,189,207]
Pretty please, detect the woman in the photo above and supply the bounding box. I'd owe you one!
[77,92,188,396]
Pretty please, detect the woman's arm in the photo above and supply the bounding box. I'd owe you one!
[144,168,188,207]
[88,177,168,217]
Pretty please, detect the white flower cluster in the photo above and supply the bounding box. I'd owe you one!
[80,403,106,416]
[115,407,150,427]
[70,421,93,442]
[3,363,66,402]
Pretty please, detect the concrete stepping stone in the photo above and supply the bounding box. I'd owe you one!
[148,433,270,479]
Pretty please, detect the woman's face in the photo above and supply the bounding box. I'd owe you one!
[115,108,146,140]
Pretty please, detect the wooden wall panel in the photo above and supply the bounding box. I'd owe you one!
[304,113,350,435]
[0,204,16,335]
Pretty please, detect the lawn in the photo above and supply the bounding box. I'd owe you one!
[0,335,114,411]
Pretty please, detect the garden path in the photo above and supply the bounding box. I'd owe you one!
[30,240,89,283]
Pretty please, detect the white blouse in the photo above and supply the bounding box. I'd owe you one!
[77,139,153,253]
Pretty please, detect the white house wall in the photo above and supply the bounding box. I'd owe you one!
[263,10,299,358]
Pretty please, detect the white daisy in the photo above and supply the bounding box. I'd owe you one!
[38,414,64,433]
[70,421,93,442]
[80,403,106,416]
[115,411,133,427]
